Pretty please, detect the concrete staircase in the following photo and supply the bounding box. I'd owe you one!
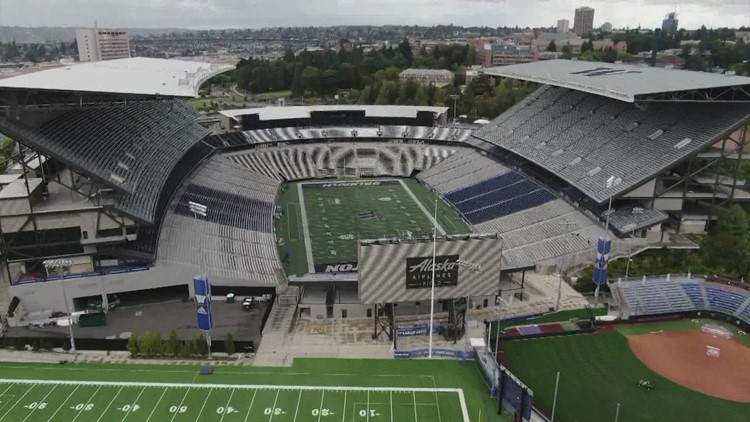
[253,286,300,366]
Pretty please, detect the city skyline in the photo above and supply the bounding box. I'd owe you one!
[0,0,746,32]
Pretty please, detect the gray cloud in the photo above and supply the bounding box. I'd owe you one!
[0,0,746,30]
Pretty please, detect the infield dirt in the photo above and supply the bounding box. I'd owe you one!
[627,329,750,403]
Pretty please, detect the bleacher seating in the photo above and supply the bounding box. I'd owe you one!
[230,125,475,146]
[225,142,455,180]
[615,277,750,324]
[157,156,282,285]
[705,287,747,315]
[474,86,750,203]
[0,100,209,223]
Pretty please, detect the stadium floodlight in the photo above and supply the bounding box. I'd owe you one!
[43,259,77,362]
[189,201,207,218]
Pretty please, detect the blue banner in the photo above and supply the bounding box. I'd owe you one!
[593,237,612,285]
[193,275,212,330]
[393,348,474,359]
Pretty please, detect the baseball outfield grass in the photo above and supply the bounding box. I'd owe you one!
[500,319,750,422]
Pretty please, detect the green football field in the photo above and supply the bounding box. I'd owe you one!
[0,358,503,422]
[275,178,469,275]
[500,319,750,422]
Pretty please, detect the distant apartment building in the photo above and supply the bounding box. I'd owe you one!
[557,19,570,33]
[398,68,454,88]
[662,12,679,33]
[76,27,131,62]
[600,22,613,33]
[573,6,595,35]
[477,43,534,66]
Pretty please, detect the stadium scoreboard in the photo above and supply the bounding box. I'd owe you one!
[358,234,501,304]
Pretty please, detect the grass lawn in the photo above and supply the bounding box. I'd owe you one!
[275,178,469,276]
[501,320,750,422]
[0,358,507,422]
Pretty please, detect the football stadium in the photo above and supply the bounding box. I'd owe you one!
[0,57,750,421]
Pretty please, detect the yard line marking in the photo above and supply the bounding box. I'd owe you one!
[169,387,192,422]
[433,386,442,422]
[412,391,419,422]
[316,390,325,422]
[121,386,146,422]
[21,384,57,422]
[72,385,102,422]
[389,391,393,422]
[341,391,346,422]
[268,390,280,422]
[219,388,235,422]
[243,389,258,422]
[293,390,302,422]
[366,390,370,422]
[0,385,35,421]
[145,388,168,422]
[195,388,213,420]
[0,383,14,414]
[47,385,79,421]
[96,386,123,422]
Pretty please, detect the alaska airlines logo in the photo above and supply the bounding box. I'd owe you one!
[405,255,459,289]
[570,67,642,77]
[408,258,459,273]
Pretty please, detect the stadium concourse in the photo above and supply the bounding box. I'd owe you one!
[0,58,749,363]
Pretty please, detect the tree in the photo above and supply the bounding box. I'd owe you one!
[398,38,413,67]
[301,65,321,96]
[224,333,235,356]
[561,45,572,58]
[127,333,140,357]
[547,40,557,52]
[193,335,209,358]
[290,63,304,97]
[701,204,750,276]
[166,330,179,357]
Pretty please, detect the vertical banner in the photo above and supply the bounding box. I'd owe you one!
[592,237,611,285]
[193,275,213,330]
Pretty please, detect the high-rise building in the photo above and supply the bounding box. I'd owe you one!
[662,12,679,33]
[557,19,570,33]
[600,22,613,33]
[76,26,131,62]
[573,6,595,35]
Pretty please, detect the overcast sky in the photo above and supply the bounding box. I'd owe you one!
[0,0,747,31]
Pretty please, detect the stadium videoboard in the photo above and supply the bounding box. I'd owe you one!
[358,235,501,304]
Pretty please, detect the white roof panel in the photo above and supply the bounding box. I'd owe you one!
[485,60,750,102]
[0,178,43,199]
[0,57,235,98]
[220,105,449,121]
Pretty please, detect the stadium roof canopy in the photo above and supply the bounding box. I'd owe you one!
[220,105,449,121]
[484,60,750,103]
[0,57,235,98]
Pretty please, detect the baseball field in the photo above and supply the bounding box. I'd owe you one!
[500,318,750,422]
[0,358,506,422]
[275,178,469,276]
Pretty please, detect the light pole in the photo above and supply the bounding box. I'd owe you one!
[624,208,643,279]
[188,201,212,359]
[595,176,620,302]
[556,222,576,311]
[449,94,460,123]
[43,259,77,362]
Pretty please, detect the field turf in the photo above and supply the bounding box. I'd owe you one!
[500,319,750,422]
[0,358,503,422]
[275,178,469,275]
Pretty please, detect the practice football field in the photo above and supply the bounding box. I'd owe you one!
[0,358,501,422]
[276,178,469,275]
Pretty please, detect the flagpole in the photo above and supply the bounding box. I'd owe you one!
[428,199,438,358]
